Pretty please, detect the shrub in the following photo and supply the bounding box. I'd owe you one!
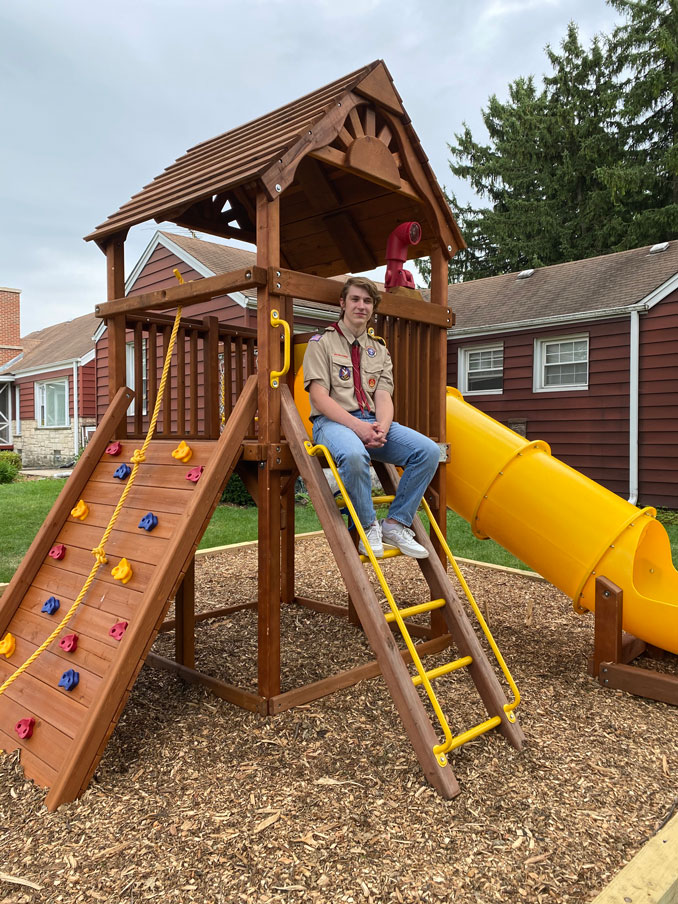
[0,458,19,484]
[220,472,255,506]
[0,450,21,470]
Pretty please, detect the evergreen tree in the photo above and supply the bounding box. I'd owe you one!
[431,24,627,283]
[601,0,678,245]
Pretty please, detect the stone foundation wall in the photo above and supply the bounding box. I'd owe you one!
[12,418,96,468]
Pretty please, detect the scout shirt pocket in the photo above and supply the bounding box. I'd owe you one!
[330,352,356,410]
[362,356,385,399]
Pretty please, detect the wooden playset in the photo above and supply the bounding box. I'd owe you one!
[0,61,526,810]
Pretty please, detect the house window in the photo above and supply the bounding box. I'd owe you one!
[458,344,504,395]
[35,378,69,427]
[15,386,20,435]
[534,335,589,391]
[126,341,148,415]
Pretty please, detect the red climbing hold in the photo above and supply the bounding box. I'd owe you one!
[109,621,128,641]
[186,465,204,483]
[106,441,122,456]
[15,717,35,740]
[49,543,66,560]
[59,633,78,653]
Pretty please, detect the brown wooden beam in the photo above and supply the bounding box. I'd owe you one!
[160,600,257,633]
[269,634,452,714]
[146,653,268,713]
[174,558,195,668]
[95,267,266,318]
[269,269,452,327]
[597,662,678,706]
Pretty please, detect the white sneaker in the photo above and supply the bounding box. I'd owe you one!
[358,521,384,558]
[381,521,429,559]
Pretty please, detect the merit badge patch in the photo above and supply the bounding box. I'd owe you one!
[366,347,376,357]
[338,366,351,381]
[368,377,376,389]
[309,334,321,341]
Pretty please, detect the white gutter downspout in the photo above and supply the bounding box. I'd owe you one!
[628,310,640,505]
[72,361,79,458]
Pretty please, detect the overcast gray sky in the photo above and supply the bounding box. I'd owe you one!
[1,0,621,335]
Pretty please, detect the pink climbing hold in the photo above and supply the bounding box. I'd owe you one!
[106,441,122,456]
[186,465,204,484]
[49,543,66,560]
[109,621,128,641]
[15,717,35,740]
[59,633,78,653]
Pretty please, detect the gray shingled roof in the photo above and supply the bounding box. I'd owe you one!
[445,242,678,330]
[0,312,100,375]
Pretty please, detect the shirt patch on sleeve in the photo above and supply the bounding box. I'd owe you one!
[309,334,322,341]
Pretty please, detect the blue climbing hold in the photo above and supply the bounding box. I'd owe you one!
[113,463,132,480]
[41,596,60,615]
[58,669,80,691]
[138,512,158,532]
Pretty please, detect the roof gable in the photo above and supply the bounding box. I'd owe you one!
[86,62,464,276]
[446,243,678,332]
[0,312,100,375]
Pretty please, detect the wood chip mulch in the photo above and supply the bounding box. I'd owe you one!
[1,535,677,904]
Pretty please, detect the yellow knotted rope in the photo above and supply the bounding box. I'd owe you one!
[0,299,184,697]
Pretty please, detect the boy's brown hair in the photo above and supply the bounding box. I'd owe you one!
[340,276,382,311]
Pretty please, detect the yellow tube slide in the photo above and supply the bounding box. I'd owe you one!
[445,387,678,655]
[292,351,678,653]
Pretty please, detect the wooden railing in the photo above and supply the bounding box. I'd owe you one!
[121,312,257,440]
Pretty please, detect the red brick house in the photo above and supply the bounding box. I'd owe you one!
[446,241,678,507]
[0,293,99,466]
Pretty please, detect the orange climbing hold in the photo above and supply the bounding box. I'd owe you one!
[111,558,133,584]
[70,500,89,521]
[171,440,193,463]
[0,633,16,658]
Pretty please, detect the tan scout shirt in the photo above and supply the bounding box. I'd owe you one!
[303,323,394,418]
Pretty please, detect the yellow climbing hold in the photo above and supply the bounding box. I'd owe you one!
[111,558,133,584]
[0,633,16,658]
[70,499,89,521]
[171,440,193,463]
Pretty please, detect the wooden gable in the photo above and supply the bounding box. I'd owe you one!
[85,61,464,275]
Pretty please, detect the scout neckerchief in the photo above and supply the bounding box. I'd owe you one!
[332,321,372,413]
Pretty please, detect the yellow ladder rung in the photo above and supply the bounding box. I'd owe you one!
[412,655,472,686]
[335,494,395,508]
[443,715,502,753]
[359,548,401,563]
[385,598,446,623]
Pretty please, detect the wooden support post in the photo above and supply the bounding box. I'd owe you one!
[105,237,128,438]
[592,577,624,678]
[256,191,282,699]
[174,558,195,668]
[427,244,449,636]
[347,529,361,626]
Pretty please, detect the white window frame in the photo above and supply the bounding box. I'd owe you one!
[533,334,589,392]
[14,385,21,435]
[458,343,504,395]
[126,341,148,416]
[35,378,70,428]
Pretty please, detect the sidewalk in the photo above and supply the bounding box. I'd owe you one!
[20,467,73,479]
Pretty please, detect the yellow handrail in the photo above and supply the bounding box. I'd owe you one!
[420,496,521,718]
[269,309,291,388]
[306,440,454,766]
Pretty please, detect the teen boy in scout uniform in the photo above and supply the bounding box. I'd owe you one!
[303,276,440,559]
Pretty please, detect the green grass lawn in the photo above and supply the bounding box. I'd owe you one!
[2,477,677,584]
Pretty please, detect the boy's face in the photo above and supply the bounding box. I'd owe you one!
[340,286,375,336]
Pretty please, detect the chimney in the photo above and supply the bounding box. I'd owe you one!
[0,287,22,368]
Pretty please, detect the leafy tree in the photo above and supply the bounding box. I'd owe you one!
[600,0,678,245]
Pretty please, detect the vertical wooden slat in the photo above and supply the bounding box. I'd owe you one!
[161,325,172,436]
[190,329,198,437]
[133,322,143,436]
[234,336,244,400]
[147,324,158,424]
[223,336,233,423]
[203,316,220,439]
[177,327,186,435]
[256,191,282,700]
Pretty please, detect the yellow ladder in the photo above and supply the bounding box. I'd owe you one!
[305,441,520,767]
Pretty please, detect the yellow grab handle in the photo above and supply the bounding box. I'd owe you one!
[269,309,291,388]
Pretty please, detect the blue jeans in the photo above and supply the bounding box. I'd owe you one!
[312,412,440,530]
